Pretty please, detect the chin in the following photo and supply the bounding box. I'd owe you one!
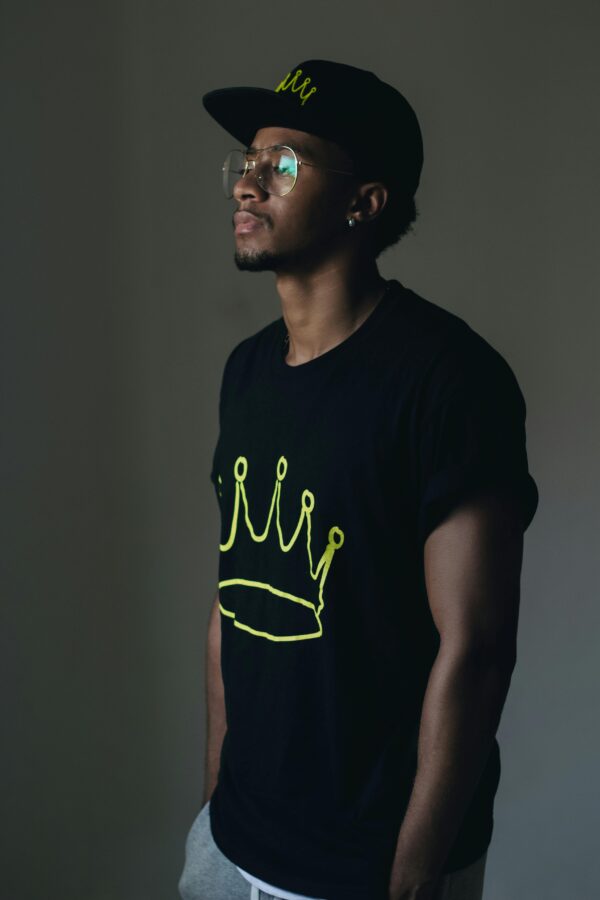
[234,248,275,272]
[234,246,298,273]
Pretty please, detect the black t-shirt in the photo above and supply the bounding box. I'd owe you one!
[207,278,539,900]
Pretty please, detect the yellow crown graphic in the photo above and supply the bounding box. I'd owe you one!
[217,454,344,642]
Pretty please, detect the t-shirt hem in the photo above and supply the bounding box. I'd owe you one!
[209,799,389,900]
[209,789,494,899]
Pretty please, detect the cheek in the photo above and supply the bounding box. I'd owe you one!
[271,180,347,239]
[298,188,345,233]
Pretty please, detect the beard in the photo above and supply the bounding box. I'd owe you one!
[234,245,301,273]
[234,246,275,271]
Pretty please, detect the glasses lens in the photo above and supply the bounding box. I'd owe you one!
[262,146,297,195]
[222,149,247,198]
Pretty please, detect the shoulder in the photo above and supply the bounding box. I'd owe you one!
[222,316,282,378]
[217,316,282,419]
[399,286,526,411]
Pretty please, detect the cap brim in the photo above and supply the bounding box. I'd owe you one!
[202,86,321,147]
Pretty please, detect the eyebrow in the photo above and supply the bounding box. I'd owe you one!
[246,142,316,161]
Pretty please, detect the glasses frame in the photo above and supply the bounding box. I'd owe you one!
[222,143,357,198]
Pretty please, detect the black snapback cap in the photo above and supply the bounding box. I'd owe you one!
[202,59,424,198]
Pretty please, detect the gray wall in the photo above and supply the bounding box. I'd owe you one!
[3,1,599,897]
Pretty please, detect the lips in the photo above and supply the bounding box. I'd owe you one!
[234,211,264,234]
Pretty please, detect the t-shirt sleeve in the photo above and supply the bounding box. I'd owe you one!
[209,365,224,489]
[412,332,539,547]
[209,338,246,489]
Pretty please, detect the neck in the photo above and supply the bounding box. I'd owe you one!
[277,258,388,366]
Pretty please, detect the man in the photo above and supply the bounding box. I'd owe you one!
[179,59,539,900]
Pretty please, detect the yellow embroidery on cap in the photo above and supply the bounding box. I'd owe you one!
[274,68,318,106]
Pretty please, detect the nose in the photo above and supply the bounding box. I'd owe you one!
[232,163,268,202]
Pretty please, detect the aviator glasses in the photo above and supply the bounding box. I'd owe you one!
[222,144,356,198]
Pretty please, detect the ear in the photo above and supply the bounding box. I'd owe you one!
[348,181,389,225]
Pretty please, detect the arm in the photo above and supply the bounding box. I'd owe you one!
[388,489,524,900]
[202,589,227,806]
